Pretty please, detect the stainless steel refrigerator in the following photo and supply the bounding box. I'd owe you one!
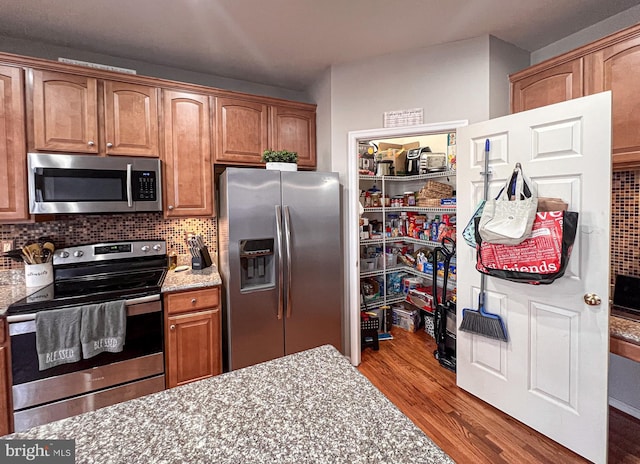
[218,167,342,371]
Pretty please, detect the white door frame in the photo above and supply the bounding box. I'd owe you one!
[347,120,468,366]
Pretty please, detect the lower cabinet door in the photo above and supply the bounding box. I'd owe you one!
[166,308,221,388]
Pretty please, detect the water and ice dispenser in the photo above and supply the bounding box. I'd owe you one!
[239,238,275,292]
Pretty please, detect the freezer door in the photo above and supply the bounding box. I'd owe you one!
[281,171,342,355]
[219,168,285,370]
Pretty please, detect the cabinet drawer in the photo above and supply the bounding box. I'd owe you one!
[165,287,220,315]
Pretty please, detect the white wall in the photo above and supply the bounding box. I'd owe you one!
[322,35,530,356]
[532,5,640,63]
[0,35,310,102]
[489,36,530,118]
[309,68,333,173]
[329,36,492,185]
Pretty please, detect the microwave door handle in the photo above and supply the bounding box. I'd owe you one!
[126,163,133,208]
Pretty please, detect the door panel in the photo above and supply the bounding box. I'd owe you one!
[219,168,284,370]
[457,92,612,464]
[31,69,98,153]
[104,82,159,157]
[511,59,583,113]
[161,90,212,217]
[281,171,342,355]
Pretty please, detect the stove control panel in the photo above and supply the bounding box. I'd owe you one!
[54,240,167,265]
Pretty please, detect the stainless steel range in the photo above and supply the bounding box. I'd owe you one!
[7,240,168,432]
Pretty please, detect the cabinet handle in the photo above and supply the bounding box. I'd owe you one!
[106,142,113,148]
[168,205,174,210]
[87,140,95,147]
[170,324,176,331]
[191,298,197,304]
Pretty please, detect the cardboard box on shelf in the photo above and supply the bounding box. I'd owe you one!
[377,141,421,175]
[392,305,420,332]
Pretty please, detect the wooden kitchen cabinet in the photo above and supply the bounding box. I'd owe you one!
[510,58,584,113]
[0,64,29,222]
[215,97,268,164]
[161,89,214,217]
[0,319,13,436]
[270,106,316,168]
[30,69,99,153]
[103,81,159,157]
[510,23,640,169]
[585,34,640,169]
[29,69,159,156]
[164,287,222,388]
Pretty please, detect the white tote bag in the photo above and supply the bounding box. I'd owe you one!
[478,166,537,245]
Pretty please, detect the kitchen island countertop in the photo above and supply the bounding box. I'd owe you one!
[5,345,453,464]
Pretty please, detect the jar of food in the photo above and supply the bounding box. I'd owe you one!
[392,195,403,207]
[371,191,381,207]
[383,194,390,207]
[168,247,178,270]
[404,191,416,207]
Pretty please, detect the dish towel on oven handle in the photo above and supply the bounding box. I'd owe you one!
[36,306,82,370]
[80,300,127,359]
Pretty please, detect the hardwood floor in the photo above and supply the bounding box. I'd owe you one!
[357,327,640,464]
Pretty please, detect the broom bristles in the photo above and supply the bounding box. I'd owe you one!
[459,309,508,342]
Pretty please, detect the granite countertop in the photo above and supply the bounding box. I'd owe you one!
[5,345,453,464]
[161,264,221,293]
[610,315,640,345]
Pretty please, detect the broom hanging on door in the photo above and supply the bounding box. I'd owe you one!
[458,139,509,342]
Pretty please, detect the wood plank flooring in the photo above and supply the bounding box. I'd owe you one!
[357,327,640,464]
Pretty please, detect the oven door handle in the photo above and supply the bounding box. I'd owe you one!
[7,294,161,325]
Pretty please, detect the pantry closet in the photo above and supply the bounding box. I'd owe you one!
[347,120,467,366]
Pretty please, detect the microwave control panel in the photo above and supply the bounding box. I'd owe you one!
[133,171,158,201]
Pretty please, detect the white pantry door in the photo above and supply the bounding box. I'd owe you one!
[456,92,612,464]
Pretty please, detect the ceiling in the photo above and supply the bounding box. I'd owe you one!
[0,0,639,91]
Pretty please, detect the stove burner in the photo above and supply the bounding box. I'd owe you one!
[8,240,168,315]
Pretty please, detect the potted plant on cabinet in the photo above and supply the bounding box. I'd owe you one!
[262,149,298,171]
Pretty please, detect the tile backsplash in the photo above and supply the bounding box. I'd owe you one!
[611,170,640,280]
[0,213,216,269]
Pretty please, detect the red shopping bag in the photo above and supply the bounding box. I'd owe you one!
[474,211,578,285]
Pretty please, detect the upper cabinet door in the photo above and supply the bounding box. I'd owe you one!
[31,69,99,153]
[510,59,583,113]
[271,106,316,168]
[585,35,640,169]
[0,65,28,222]
[215,97,268,163]
[162,90,213,217]
[104,82,159,157]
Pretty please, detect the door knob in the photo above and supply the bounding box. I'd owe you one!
[87,140,95,147]
[106,142,113,148]
[170,324,176,331]
[583,293,601,306]
[168,205,174,210]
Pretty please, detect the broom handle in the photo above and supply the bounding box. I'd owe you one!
[478,138,490,310]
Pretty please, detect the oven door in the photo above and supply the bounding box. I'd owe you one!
[27,153,161,214]
[8,295,165,431]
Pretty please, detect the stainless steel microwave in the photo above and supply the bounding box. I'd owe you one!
[28,153,162,214]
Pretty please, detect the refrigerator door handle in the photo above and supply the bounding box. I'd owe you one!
[275,205,284,320]
[283,205,293,318]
